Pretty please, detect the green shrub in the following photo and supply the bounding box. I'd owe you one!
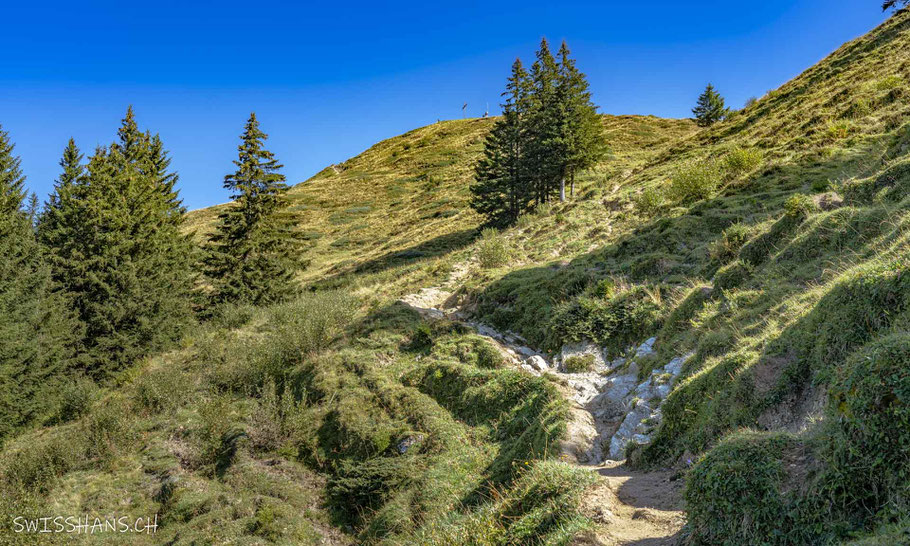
[709,223,751,263]
[247,379,306,453]
[784,194,817,217]
[811,178,831,193]
[824,120,853,142]
[825,333,910,516]
[548,285,664,354]
[477,228,509,269]
[874,75,903,91]
[474,340,505,369]
[407,322,434,352]
[563,354,596,373]
[686,430,806,545]
[49,376,96,424]
[724,147,763,178]
[713,260,752,291]
[634,187,666,217]
[669,160,722,203]
[0,430,79,494]
[194,394,243,476]
[207,302,256,329]
[134,366,191,414]
[267,290,359,359]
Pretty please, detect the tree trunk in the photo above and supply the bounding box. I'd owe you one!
[559,176,566,202]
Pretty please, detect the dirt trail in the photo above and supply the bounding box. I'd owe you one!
[399,262,687,545]
[577,461,685,545]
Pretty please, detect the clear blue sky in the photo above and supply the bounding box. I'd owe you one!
[0,1,890,211]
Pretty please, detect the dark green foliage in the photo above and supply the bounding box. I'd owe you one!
[474,340,505,369]
[471,39,606,225]
[38,109,194,377]
[471,59,534,227]
[0,126,79,442]
[685,431,806,545]
[709,223,752,263]
[692,84,730,127]
[547,284,664,353]
[825,333,910,520]
[563,354,595,373]
[204,113,301,306]
[713,260,752,290]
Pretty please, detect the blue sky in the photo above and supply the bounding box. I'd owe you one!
[0,1,890,210]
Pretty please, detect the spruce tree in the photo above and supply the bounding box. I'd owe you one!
[39,109,194,377]
[526,38,563,204]
[203,113,300,306]
[0,126,78,440]
[471,58,533,227]
[692,84,730,127]
[554,40,606,200]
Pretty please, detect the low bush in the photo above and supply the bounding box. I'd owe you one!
[709,223,751,263]
[669,160,723,204]
[563,354,596,373]
[634,187,666,217]
[724,147,763,178]
[825,333,910,517]
[548,284,664,354]
[686,430,808,545]
[477,228,510,269]
[134,366,191,414]
[48,376,96,424]
[713,260,752,291]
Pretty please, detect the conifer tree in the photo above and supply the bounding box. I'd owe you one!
[39,109,194,376]
[203,113,300,306]
[0,126,78,439]
[471,59,533,227]
[692,84,730,127]
[554,40,606,200]
[526,38,563,204]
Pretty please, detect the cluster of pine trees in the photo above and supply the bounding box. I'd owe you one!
[0,109,298,444]
[471,39,606,227]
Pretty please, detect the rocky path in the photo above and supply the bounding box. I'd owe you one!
[399,265,687,545]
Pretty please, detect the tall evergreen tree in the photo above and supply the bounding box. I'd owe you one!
[526,38,563,205]
[471,59,533,227]
[38,109,194,377]
[471,39,607,225]
[692,84,730,127]
[554,40,606,200]
[203,113,300,306]
[0,126,79,440]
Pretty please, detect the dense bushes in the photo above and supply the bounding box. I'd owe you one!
[825,333,910,518]
[669,160,722,203]
[685,430,807,545]
[547,284,664,354]
[477,227,510,269]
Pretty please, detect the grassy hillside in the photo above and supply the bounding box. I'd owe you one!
[2,9,910,545]
[462,8,910,544]
[187,115,695,296]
